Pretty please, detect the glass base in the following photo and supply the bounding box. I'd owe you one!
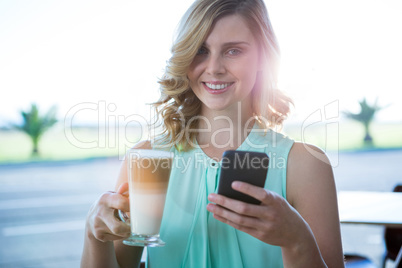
[123,234,166,247]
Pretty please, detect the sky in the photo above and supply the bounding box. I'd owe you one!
[1,0,402,127]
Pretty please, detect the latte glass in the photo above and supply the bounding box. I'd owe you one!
[119,149,173,247]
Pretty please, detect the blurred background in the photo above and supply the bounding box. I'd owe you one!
[0,0,401,267]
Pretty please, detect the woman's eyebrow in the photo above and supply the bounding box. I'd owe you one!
[202,41,251,48]
[222,41,251,47]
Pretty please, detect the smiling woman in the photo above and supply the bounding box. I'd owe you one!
[81,0,345,268]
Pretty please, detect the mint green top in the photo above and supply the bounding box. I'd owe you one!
[147,126,294,268]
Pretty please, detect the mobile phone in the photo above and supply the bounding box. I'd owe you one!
[217,150,269,205]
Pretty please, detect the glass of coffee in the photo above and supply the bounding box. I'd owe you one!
[119,149,173,247]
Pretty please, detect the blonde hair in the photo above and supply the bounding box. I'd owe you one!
[153,0,293,151]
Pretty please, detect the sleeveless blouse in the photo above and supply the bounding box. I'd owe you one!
[147,126,294,268]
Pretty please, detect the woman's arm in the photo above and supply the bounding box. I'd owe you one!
[81,141,151,268]
[284,142,344,267]
[206,142,344,267]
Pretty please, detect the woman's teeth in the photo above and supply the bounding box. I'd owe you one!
[205,83,231,90]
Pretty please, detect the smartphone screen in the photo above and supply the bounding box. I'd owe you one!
[217,150,269,204]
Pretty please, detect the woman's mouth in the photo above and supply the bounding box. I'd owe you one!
[202,82,234,94]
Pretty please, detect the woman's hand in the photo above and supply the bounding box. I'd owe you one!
[86,182,131,243]
[206,181,311,248]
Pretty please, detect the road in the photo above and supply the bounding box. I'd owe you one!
[0,149,401,267]
[0,159,119,268]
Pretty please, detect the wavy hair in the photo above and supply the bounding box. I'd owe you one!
[152,0,293,151]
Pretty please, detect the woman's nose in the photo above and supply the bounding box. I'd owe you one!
[205,55,226,75]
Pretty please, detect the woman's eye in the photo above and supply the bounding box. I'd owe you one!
[227,49,241,56]
[196,47,208,55]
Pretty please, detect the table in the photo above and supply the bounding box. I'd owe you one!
[338,191,402,227]
[338,191,402,267]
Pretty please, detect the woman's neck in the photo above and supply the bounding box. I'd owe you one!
[196,101,254,159]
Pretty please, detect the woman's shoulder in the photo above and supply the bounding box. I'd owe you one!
[286,142,334,205]
[288,142,331,167]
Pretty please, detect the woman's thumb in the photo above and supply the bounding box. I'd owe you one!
[117,182,129,196]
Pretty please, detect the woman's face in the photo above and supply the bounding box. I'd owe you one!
[187,14,261,114]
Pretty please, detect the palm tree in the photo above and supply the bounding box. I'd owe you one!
[343,98,384,146]
[13,103,58,156]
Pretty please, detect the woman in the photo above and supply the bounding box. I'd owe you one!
[81,0,345,267]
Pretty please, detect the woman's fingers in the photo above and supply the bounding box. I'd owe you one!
[89,191,131,242]
[207,202,260,229]
[105,213,131,238]
[208,193,262,217]
[92,218,130,242]
[212,213,257,234]
[231,181,275,205]
[100,191,130,212]
[207,181,280,231]
[208,181,274,217]
[207,181,304,246]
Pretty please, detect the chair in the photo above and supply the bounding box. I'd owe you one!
[382,185,402,268]
[344,254,377,268]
